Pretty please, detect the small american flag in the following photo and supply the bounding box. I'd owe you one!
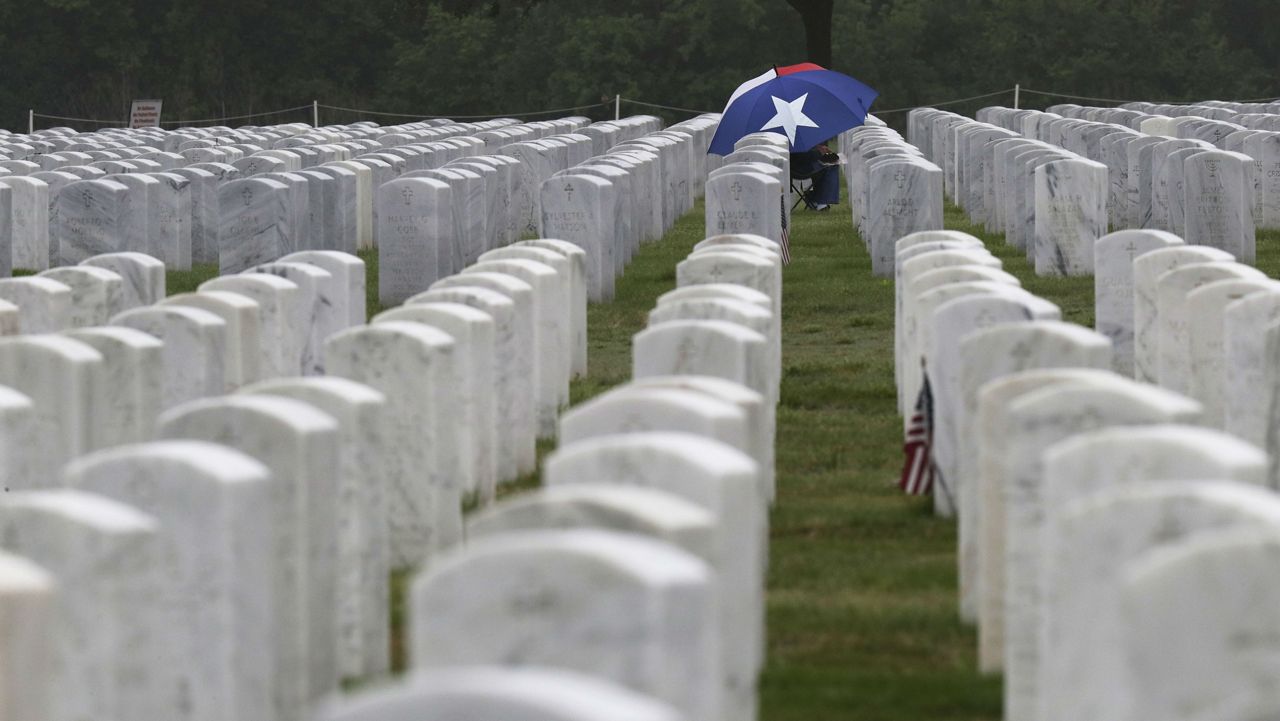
[778,192,792,265]
[900,370,934,495]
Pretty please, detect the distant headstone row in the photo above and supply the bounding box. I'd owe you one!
[909,99,1280,276]
[883,126,1280,721]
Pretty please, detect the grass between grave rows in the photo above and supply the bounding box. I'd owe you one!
[143,195,1280,718]
[149,198,1006,716]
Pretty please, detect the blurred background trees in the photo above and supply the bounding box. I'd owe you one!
[0,0,1276,132]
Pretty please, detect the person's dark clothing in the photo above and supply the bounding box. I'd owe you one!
[790,148,839,206]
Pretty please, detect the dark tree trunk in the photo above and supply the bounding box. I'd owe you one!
[785,0,834,68]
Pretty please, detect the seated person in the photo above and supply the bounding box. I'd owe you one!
[790,142,840,211]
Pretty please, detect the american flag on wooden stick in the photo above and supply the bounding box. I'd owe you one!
[900,370,934,495]
[778,192,792,265]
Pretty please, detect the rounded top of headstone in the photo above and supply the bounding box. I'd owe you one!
[64,439,272,486]
[239,376,387,407]
[315,666,682,721]
[160,394,339,437]
[0,551,54,594]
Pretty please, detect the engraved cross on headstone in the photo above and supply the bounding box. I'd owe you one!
[673,335,698,371]
[241,187,254,206]
[730,181,743,202]
[563,182,574,201]
[894,169,907,190]
[401,186,414,206]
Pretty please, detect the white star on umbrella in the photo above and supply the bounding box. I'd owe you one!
[760,92,819,145]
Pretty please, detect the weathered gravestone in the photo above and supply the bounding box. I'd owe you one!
[325,322,462,564]
[39,265,123,328]
[1185,278,1277,427]
[305,165,359,254]
[376,178,452,306]
[0,551,56,721]
[1155,261,1265,395]
[147,172,193,270]
[1093,229,1183,376]
[249,261,342,376]
[1040,428,1269,721]
[541,174,617,302]
[515,239,589,378]
[0,335,101,484]
[0,176,50,271]
[464,259,565,437]
[159,396,340,721]
[238,377,391,679]
[53,179,131,265]
[704,172,782,246]
[160,290,263,391]
[1121,530,1280,721]
[955,324,1111,622]
[928,291,1062,516]
[480,245,577,394]
[111,305,226,409]
[1034,157,1107,276]
[997,378,1202,721]
[374,303,497,504]
[280,250,366,327]
[65,442,275,721]
[1223,285,1280,445]
[0,276,70,332]
[867,160,944,277]
[1183,150,1257,263]
[411,529,721,721]
[407,286,524,482]
[974,368,1132,671]
[218,177,291,274]
[200,273,300,381]
[1132,245,1235,383]
[634,319,772,405]
[169,167,220,265]
[62,326,162,447]
[0,490,161,721]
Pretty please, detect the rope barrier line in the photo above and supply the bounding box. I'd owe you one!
[27,87,1280,131]
[30,112,129,125]
[158,104,314,125]
[317,101,610,120]
[870,88,1016,115]
[619,98,717,115]
[1019,87,1280,106]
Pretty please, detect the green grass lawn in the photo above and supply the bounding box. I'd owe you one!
[550,196,1003,720]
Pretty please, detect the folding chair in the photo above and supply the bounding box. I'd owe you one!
[791,173,819,211]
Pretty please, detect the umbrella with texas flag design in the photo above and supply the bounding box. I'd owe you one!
[708,62,878,155]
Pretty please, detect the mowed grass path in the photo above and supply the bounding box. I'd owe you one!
[158,196,1014,717]
[569,195,1002,720]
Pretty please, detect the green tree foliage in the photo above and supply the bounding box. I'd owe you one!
[0,0,1276,132]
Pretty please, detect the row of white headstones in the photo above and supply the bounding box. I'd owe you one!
[0,111,794,721]
[0,111,723,481]
[887,100,1280,721]
[358,228,788,721]
[898,101,1280,279]
[0,115,550,273]
[0,112,722,290]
